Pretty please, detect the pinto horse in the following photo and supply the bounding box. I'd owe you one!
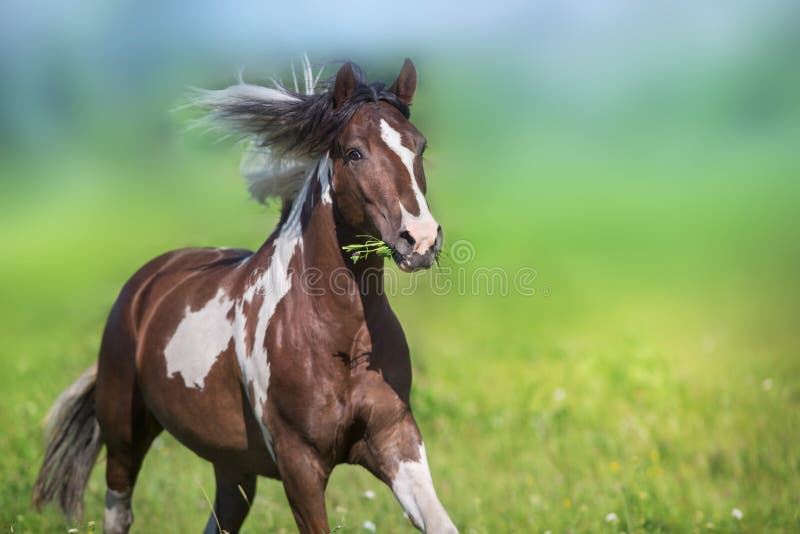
[32,58,457,533]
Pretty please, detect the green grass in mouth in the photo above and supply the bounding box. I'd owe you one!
[341,235,394,264]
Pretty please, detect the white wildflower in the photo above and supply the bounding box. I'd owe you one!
[732,508,743,520]
[363,489,376,499]
[363,520,377,532]
[605,512,619,523]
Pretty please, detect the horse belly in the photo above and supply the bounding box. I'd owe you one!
[138,339,278,477]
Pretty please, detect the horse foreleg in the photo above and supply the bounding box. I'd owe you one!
[202,466,256,534]
[355,408,457,533]
[274,438,331,534]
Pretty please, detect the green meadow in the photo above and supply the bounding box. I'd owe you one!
[1,51,799,533]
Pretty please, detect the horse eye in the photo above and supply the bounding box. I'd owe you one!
[345,148,362,162]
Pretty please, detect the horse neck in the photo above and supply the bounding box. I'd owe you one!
[247,170,387,308]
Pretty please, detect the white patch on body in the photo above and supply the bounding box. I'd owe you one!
[104,489,133,534]
[188,58,335,463]
[161,164,323,464]
[232,167,319,461]
[379,119,439,254]
[164,288,233,389]
[391,443,458,533]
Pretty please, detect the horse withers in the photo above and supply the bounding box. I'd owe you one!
[32,58,457,533]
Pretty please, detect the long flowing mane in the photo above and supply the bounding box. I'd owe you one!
[192,56,410,210]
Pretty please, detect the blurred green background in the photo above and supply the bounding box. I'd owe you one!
[1,1,799,532]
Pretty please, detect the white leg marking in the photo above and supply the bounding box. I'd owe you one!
[104,489,133,534]
[391,444,458,533]
[164,288,234,389]
[379,119,439,254]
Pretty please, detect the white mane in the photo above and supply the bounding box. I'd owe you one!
[193,55,327,204]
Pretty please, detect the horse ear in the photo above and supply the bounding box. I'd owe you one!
[333,63,357,108]
[390,58,417,106]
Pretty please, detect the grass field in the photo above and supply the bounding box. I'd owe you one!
[2,50,800,532]
[2,131,799,532]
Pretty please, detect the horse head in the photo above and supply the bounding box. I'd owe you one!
[329,60,442,272]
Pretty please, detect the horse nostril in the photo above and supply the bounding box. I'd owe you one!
[399,230,415,246]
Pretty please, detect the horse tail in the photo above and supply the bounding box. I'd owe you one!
[32,363,103,519]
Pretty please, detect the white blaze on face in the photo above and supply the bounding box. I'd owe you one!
[391,443,458,533]
[164,288,234,389]
[379,119,439,254]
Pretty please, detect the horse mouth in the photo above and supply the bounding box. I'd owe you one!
[395,257,416,272]
[392,248,436,272]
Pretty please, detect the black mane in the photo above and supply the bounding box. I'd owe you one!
[201,62,409,160]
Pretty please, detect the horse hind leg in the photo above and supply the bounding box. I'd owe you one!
[96,327,162,533]
[202,466,256,534]
[99,387,162,533]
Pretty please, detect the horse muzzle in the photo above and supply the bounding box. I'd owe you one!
[393,225,443,272]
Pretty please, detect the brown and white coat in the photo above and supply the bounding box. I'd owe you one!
[33,58,457,534]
